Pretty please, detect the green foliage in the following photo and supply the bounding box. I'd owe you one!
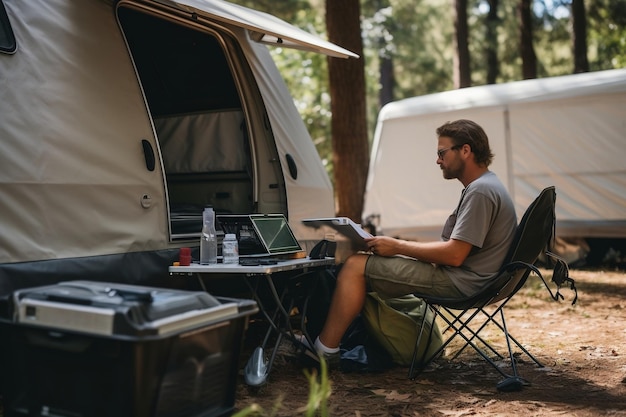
[228,0,335,175]
[365,0,454,98]
[233,360,332,417]
[587,0,626,68]
[225,0,626,178]
[302,361,332,417]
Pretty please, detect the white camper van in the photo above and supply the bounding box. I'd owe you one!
[363,69,626,262]
[0,0,356,294]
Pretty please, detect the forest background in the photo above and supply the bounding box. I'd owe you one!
[231,0,625,220]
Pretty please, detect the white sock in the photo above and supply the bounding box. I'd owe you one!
[314,336,340,354]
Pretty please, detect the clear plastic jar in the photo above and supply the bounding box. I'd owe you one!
[222,233,239,264]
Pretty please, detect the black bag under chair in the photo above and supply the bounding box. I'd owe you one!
[408,186,578,391]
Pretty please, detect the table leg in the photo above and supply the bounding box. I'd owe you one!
[242,271,322,386]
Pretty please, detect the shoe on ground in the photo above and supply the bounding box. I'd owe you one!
[320,350,340,369]
[295,334,340,370]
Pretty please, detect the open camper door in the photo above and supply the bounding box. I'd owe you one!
[0,0,356,294]
[116,0,356,242]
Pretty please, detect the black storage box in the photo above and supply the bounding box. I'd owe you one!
[0,281,257,417]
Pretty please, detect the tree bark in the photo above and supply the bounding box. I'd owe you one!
[453,0,471,88]
[572,0,590,73]
[486,0,499,84]
[518,0,537,79]
[379,56,395,107]
[325,0,369,221]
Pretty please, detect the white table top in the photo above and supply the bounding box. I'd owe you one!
[169,257,335,275]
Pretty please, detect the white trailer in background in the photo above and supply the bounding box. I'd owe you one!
[363,69,626,263]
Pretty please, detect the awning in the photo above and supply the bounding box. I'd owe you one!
[156,0,359,59]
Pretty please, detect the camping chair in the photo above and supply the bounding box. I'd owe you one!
[408,186,578,391]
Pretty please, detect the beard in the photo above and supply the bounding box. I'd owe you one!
[441,160,464,180]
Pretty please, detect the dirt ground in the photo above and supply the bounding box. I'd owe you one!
[234,268,626,416]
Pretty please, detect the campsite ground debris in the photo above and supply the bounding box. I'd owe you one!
[235,268,626,416]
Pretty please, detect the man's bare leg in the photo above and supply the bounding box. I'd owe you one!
[317,254,369,349]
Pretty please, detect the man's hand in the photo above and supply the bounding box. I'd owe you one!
[365,236,400,257]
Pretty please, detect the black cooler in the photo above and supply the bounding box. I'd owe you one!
[0,281,257,417]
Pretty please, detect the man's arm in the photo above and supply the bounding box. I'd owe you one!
[365,236,473,267]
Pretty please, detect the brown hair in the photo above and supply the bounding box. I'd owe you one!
[436,119,494,166]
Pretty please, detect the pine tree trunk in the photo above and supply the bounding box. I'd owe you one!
[572,0,590,73]
[486,0,499,84]
[325,0,369,221]
[518,0,537,79]
[453,0,471,88]
[379,56,395,107]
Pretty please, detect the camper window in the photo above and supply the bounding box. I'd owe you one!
[0,1,16,54]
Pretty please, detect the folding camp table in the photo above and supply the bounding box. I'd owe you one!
[169,257,335,385]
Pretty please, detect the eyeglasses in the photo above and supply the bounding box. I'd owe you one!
[437,144,462,159]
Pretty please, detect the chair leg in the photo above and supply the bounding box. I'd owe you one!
[431,307,512,379]
[441,306,538,390]
[409,306,489,380]
[500,308,520,377]
[496,308,531,392]
[453,301,544,369]
[408,309,429,379]
[408,304,442,379]
[486,310,544,368]
[408,301,541,385]
[449,297,517,359]
[443,306,506,361]
[409,304,508,380]
[443,300,543,369]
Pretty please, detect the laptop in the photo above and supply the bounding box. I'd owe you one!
[216,214,303,257]
[301,217,372,251]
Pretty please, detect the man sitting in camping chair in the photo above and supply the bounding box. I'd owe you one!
[308,119,517,363]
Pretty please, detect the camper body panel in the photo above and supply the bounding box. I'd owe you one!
[0,0,169,264]
[0,0,345,294]
[364,69,626,242]
[240,39,336,242]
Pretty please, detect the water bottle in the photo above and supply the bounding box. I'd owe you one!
[222,233,239,264]
[200,207,217,265]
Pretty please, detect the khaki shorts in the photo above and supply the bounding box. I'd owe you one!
[364,255,465,299]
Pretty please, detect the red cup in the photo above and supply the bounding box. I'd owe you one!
[179,247,191,266]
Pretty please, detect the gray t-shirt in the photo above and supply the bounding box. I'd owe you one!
[441,171,517,296]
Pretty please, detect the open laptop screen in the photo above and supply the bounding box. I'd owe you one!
[217,214,302,256]
[250,215,302,255]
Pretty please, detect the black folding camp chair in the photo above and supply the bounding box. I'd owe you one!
[408,186,578,391]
